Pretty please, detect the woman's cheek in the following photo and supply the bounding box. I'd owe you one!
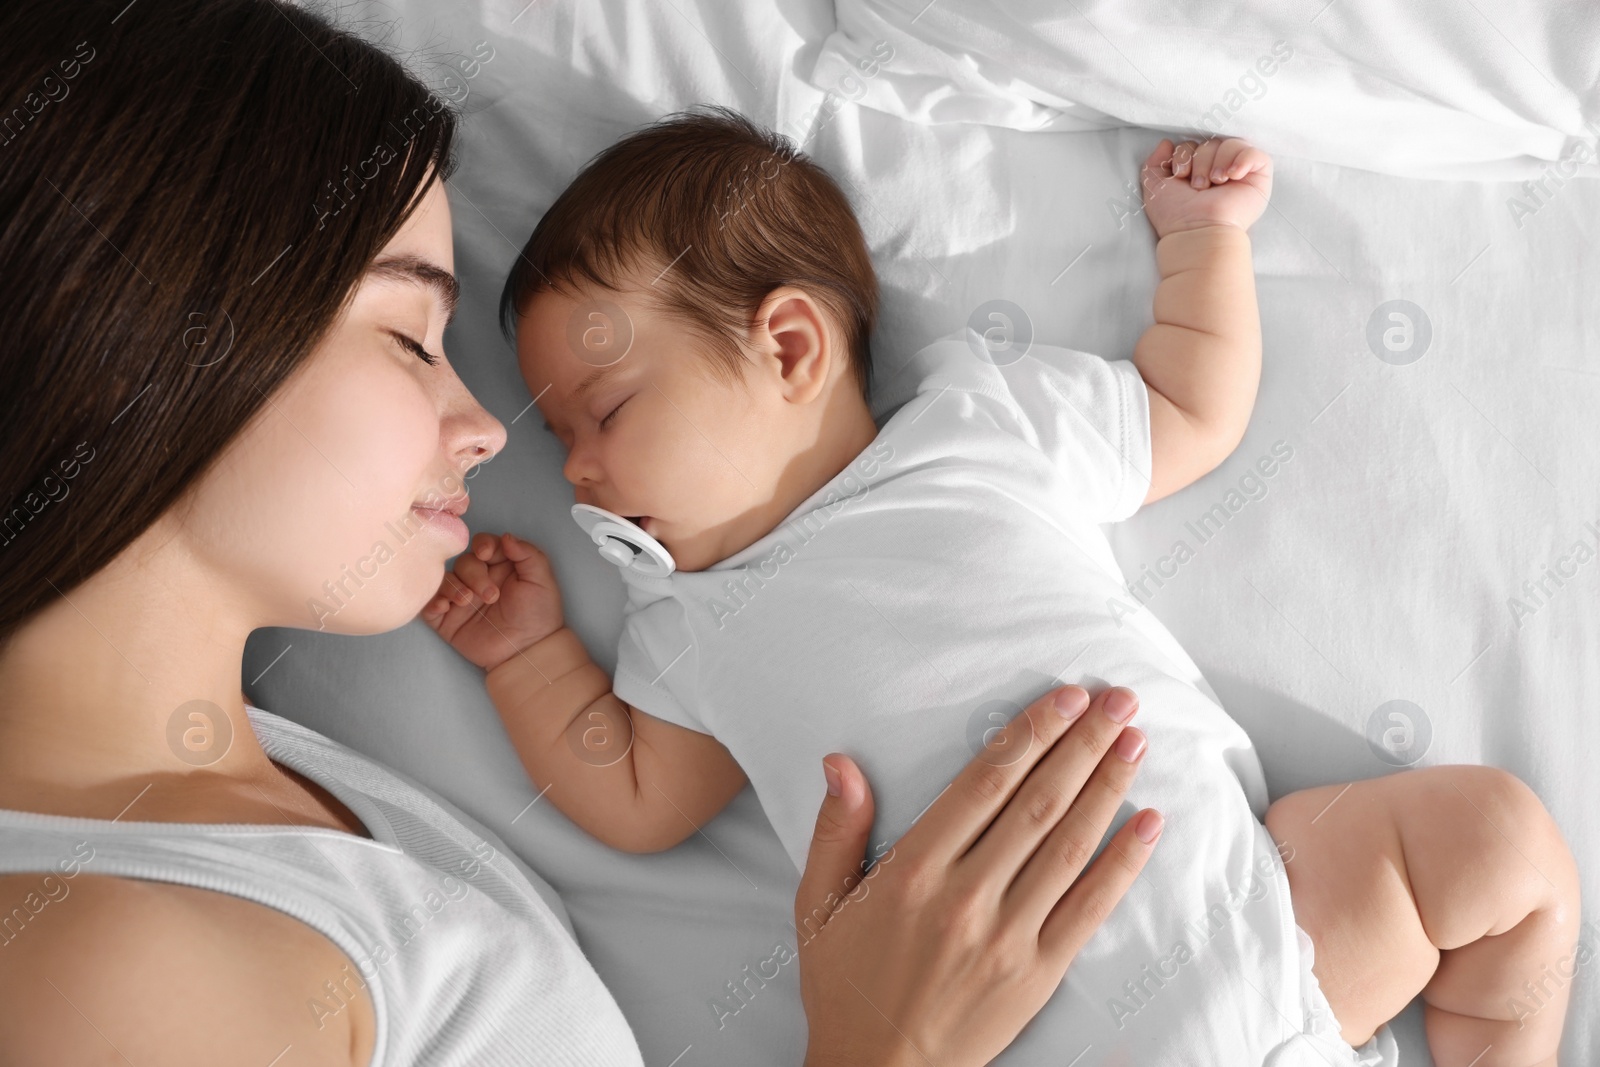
[266,346,440,611]
[320,358,439,513]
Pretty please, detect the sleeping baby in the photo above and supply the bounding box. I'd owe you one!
[423,108,1578,1066]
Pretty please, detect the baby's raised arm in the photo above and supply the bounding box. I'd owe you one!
[422,532,746,853]
[1132,136,1273,505]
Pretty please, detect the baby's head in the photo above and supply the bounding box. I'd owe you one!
[500,107,880,572]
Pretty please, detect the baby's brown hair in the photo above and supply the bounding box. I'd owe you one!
[499,105,877,400]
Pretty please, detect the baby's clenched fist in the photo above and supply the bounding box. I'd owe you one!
[1140,135,1273,238]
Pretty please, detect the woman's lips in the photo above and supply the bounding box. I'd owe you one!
[413,505,469,547]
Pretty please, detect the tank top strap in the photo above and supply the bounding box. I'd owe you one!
[0,705,643,1067]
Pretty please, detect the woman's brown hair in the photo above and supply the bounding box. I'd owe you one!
[0,0,459,646]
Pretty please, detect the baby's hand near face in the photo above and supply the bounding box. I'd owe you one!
[421,531,565,672]
[1140,136,1273,238]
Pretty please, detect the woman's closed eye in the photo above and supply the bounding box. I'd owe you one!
[387,328,441,367]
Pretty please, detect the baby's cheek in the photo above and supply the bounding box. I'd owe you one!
[635,417,747,519]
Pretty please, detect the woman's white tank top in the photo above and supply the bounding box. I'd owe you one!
[0,705,645,1066]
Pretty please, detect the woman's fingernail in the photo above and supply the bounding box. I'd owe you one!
[1055,686,1091,720]
[1104,688,1139,723]
[823,759,842,798]
[1134,809,1165,844]
[1114,728,1147,763]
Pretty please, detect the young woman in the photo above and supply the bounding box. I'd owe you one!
[0,3,1161,1064]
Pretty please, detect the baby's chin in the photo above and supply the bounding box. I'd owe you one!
[658,524,733,574]
[649,504,793,573]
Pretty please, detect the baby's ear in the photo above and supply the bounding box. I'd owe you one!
[755,285,832,404]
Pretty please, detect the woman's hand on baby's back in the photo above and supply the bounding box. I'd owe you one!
[420,531,566,671]
[795,684,1162,1067]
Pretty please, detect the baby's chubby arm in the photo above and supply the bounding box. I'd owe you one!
[1133,136,1273,505]
[420,532,747,853]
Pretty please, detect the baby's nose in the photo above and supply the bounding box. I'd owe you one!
[562,448,599,488]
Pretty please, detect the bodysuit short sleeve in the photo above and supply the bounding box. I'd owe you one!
[985,332,1154,524]
[611,596,711,736]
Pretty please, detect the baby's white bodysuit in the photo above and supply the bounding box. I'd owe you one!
[612,328,1392,1066]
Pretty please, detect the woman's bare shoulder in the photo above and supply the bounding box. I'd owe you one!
[0,872,374,1065]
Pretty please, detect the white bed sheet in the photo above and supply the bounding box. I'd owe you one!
[250,2,1599,1063]
[811,0,1600,181]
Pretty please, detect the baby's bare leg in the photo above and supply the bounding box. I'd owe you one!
[1265,766,1580,1067]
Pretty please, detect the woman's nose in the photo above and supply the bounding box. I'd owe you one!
[450,398,507,472]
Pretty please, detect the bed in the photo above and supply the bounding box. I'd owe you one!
[251,1,1600,1062]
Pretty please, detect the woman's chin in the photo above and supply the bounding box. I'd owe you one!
[288,566,444,637]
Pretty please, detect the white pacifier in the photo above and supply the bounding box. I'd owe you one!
[571,504,676,578]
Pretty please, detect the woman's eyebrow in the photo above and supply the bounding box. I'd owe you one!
[367,254,460,326]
